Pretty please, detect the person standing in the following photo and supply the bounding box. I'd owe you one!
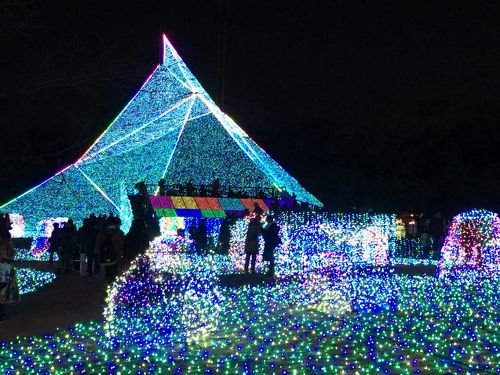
[94,219,124,284]
[78,218,99,277]
[59,219,78,274]
[124,217,149,262]
[244,216,261,273]
[217,215,231,254]
[211,178,220,197]
[48,223,62,266]
[0,229,19,321]
[196,218,208,254]
[261,215,280,276]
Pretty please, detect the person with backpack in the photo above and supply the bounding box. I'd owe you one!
[94,219,124,284]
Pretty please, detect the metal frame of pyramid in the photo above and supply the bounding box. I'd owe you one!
[1,35,322,235]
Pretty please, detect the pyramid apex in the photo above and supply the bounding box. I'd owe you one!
[162,33,182,65]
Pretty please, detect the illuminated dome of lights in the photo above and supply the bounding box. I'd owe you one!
[438,209,500,277]
[0,35,321,237]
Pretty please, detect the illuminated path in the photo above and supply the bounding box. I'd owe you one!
[1,262,105,341]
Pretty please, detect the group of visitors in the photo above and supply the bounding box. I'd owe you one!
[158,178,223,198]
[244,213,281,276]
[48,214,151,283]
[156,179,312,213]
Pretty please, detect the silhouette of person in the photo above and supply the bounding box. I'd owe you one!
[253,202,264,216]
[48,223,62,266]
[186,180,195,196]
[217,215,231,254]
[158,179,166,195]
[261,215,280,276]
[211,178,220,197]
[244,216,261,273]
[196,218,208,254]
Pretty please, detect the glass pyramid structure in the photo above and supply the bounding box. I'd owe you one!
[1,35,322,235]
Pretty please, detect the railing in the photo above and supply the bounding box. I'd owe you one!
[131,183,288,200]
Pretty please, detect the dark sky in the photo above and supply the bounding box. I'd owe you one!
[1,1,499,215]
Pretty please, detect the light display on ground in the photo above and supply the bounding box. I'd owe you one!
[1,272,499,373]
[438,209,500,277]
[392,236,437,262]
[0,34,321,236]
[1,213,499,373]
[14,248,59,262]
[103,213,398,358]
[16,268,56,295]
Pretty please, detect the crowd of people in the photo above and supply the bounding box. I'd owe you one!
[3,205,453,322]
[48,214,151,283]
[179,202,282,276]
[154,179,313,212]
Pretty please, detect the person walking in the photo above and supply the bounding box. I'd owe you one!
[261,215,280,276]
[244,215,261,273]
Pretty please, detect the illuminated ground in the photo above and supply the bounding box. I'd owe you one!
[1,257,499,374]
[1,261,104,342]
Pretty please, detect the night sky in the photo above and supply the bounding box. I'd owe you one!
[1,1,499,216]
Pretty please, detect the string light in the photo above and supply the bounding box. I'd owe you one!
[2,267,499,373]
[438,209,500,277]
[16,268,56,295]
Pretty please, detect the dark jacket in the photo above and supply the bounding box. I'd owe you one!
[244,218,261,255]
[262,221,280,260]
[94,225,124,265]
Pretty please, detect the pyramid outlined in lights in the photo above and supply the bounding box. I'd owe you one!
[1,35,322,234]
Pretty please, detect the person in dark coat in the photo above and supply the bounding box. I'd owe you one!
[0,229,19,321]
[78,218,99,276]
[59,219,78,274]
[94,219,124,284]
[261,215,280,276]
[217,216,231,254]
[188,223,197,253]
[253,203,264,216]
[48,223,62,266]
[244,216,261,273]
[124,217,149,261]
[429,212,444,252]
[196,218,208,254]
